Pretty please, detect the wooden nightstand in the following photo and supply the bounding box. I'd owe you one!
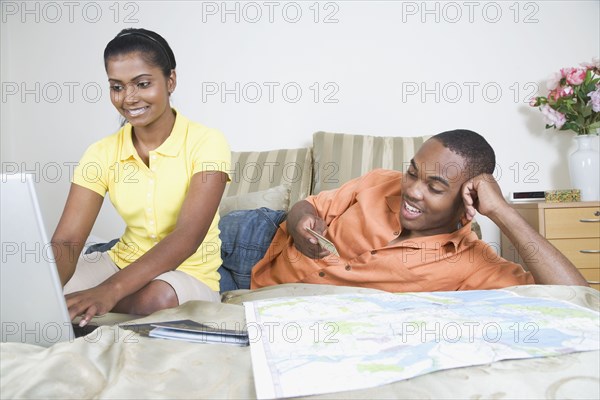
[500,201,600,290]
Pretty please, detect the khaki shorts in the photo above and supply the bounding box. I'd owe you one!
[63,252,220,304]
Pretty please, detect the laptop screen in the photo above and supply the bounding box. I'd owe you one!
[1,174,75,346]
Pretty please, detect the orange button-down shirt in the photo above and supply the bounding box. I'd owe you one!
[251,169,534,292]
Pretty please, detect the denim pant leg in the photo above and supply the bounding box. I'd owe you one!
[218,207,287,293]
[85,238,120,254]
[217,265,237,294]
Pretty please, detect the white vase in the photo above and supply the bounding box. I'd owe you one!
[568,134,600,201]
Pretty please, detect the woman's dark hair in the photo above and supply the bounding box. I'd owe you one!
[104,28,176,77]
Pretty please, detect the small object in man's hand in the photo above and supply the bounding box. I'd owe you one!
[305,227,339,256]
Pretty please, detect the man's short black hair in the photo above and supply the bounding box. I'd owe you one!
[431,129,496,179]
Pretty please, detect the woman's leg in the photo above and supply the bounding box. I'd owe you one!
[113,270,220,315]
[63,252,119,295]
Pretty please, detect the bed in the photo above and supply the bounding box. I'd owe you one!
[1,283,598,399]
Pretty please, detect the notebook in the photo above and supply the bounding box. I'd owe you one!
[0,173,136,347]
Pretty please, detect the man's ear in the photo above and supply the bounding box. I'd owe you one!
[454,194,468,226]
[459,214,470,227]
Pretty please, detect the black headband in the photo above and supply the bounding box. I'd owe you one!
[117,31,173,70]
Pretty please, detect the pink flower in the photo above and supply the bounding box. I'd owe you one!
[547,85,574,102]
[558,85,574,98]
[565,68,587,85]
[560,67,573,77]
[548,90,561,102]
[541,104,566,128]
[537,60,599,134]
[546,71,562,90]
[580,57,600,70]
[588,88,600,112]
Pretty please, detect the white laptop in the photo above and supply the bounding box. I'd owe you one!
[1,174,136,347]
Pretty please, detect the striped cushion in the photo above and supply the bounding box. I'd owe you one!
[311,131,431,194]
[224,148,312,207]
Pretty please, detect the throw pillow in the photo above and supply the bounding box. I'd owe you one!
[219,184,291,216]
[224,147,312,206]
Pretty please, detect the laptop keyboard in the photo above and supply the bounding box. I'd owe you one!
[72,323,100,338]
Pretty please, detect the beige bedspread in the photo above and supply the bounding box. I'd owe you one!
[1,284,599,399]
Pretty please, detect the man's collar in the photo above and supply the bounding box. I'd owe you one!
[444,222,473,249]
[394,223,472,251]
[386,195,402,214]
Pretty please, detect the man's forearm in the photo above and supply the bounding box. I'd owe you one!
[491,206,589,286]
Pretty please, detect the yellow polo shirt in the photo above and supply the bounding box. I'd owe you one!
[72,110,231,291]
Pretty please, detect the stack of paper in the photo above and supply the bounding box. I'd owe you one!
[149,319,249,346]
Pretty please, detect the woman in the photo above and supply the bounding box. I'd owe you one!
[52,28,230,327]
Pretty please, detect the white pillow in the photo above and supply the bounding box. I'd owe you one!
[219,184,291,216]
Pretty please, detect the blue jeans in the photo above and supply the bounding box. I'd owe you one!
[217,208,286,293]
[85,238,119,254]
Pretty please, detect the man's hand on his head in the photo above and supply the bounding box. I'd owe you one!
[467,173,590,287]
[461,173,508,221]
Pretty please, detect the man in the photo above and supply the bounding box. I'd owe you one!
[246,129,588,291]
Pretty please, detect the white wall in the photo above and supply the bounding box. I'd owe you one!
[2,0,599,250]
